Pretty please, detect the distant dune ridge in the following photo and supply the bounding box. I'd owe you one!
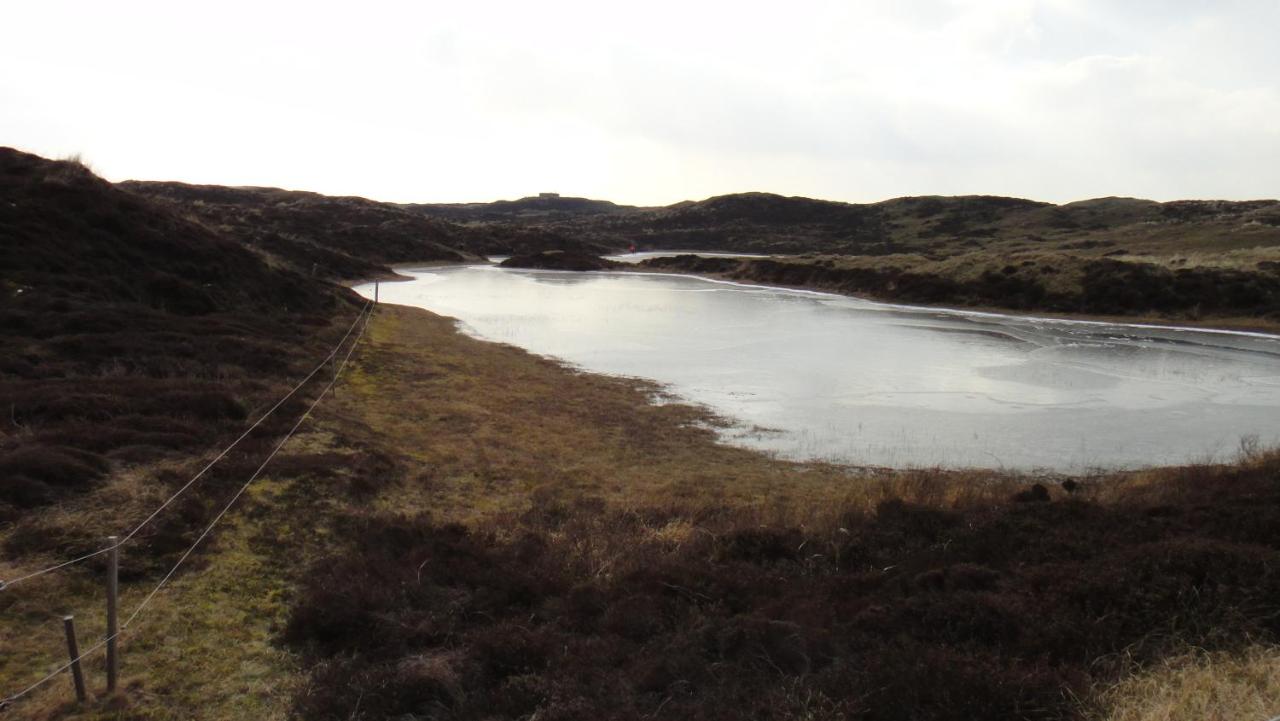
[413,190,1280,258]
[125,175,1280,326]
[116,174,1280,270]
[6,144,1276,325]
[120,181,606,280]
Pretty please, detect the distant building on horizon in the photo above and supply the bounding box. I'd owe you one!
[538,192,560,199]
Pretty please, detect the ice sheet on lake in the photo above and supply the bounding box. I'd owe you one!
[359,266,1280,472]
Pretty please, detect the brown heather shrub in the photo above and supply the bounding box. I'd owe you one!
[265,446,400,498]
[0,445,108,500]
[3,513,101,561]
[0,147,362,522]
[283,456,1280,720]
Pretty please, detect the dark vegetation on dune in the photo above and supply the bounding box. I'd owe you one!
[400,191,1280,324]
[498,249,621,271]
[120,181,479,280]
[640,255,1280,320]
[285,456,1280,721]
[465,224,610,259]
[410,191,1280,258]
[411,194,635,223]
[124,185,1280,324]
[0,148,355,560]
[417,192,895,256]
[124,182,609,280]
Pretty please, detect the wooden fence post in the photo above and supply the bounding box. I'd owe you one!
[62,616,87,703]
[105,536,118,693]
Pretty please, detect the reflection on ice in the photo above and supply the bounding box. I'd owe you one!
[357,265,1280,472]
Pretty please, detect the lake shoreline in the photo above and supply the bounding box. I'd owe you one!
[350,253,1280,337]
[634,258,1280,336]
[355,265,1280,472]
[612,266,1280,340]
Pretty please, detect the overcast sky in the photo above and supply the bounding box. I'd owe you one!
[3,0,1278,205]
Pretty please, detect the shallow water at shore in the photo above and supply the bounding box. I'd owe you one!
[356,266,1280,471]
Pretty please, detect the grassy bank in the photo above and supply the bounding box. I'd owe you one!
[0,312,370,720]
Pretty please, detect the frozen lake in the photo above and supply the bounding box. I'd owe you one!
[356,265,1280,471]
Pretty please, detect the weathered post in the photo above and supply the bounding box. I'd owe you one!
[105,536,118,692]
[63,616,87,702]
[374,281,380,306]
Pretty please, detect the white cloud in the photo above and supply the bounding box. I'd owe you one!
[1,0,1276,204]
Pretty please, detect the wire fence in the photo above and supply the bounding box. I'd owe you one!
[0,300,374,710]
[0,301,370,591]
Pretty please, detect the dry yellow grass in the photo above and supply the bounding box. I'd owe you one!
[1093,645,1280,721]
[333,305,1029,528]
[0,423,358,719]
[1119,247,1280,271]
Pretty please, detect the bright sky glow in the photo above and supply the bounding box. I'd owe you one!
[2,0,1277,205]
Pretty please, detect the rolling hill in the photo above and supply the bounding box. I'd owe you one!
[122,183,609,279]
[470,191,1280,257]
[0,148,353,516]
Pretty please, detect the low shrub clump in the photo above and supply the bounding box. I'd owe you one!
[0,444,109,508]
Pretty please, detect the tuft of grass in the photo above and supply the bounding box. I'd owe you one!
[1091,645,1280,721]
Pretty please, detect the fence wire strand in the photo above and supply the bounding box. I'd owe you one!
[0,302,370,591]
